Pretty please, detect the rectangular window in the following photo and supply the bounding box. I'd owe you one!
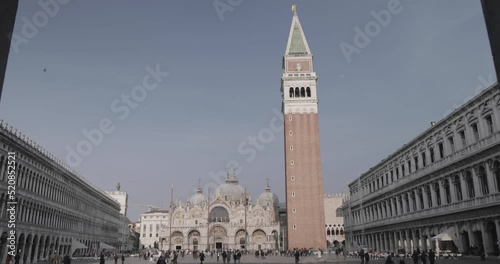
[448,136,455,153]
[390,171,394,182]
[429,147,435,163]
[472,123,479,141]
[421,152,426,167]
[459,130,466,147]
[407,160,412,174]
[414,156,419,170]
[396,168,400,179]
[438,142,444,159]
[401,164,406,177]
[485,115,494,135]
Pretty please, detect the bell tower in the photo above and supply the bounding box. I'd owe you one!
[281,6,326,250]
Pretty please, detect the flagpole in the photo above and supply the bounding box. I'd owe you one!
[169,185,173,251]
[244,187,248,251]
[207,187,211,251]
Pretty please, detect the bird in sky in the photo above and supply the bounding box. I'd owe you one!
[43,68,47,72]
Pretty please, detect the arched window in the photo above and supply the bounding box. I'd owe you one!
[493,161,500,192]
[306,87,311,97]
[295,88,299,97]
[340,229,344,235]
[444,179,451,204]
[466,171,475,199]
[289,88,294,98]
[454,175,463,201]
[478,166,489,195]
[336,229,340,235]
[327,229,331,236]
[300,87,305,97]
[434,182,441,206]
[209,207,230,222]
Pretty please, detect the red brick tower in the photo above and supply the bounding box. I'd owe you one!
[281,6,326,250]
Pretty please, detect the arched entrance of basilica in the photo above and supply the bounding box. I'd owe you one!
[209,226,227,250]
[171,231,183,250]
[188,230,201,251]
[234,230,246,249]
[252,230,266,250]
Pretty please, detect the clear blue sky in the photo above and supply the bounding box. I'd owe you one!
[0,0,495,221]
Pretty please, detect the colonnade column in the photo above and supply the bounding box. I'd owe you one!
[391,198,396,217]
[385,232,391,252]
[422,187,429,209]
[471,168,481,197]
[485,161,496,194]
[415,190,421,210]
[480,221,489,257]
[393,231,398,253]
[495,219,500,256]
[430,184,437,208]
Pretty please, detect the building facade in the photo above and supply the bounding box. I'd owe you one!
[281,7,326,250]
[0,120,122,263]
[106,185,132,252]
[342,83,500,256]
[324,194,347,249]
[139,175,280,251]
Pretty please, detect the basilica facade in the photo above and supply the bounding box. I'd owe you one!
[139,175,280,251]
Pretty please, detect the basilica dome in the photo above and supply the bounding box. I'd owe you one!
[189,187,207,206]
[215,174,245,202]
[257,182,279,207]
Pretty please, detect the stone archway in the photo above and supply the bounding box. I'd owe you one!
[234,230,246,249]
[188,230,200,251]
[0,232,9,264]
[170,231,183,250]
[252,230,266,250]
[209,226,227,250]
[486,221,499,256]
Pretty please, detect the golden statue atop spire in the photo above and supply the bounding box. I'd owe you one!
[292,4,297,14]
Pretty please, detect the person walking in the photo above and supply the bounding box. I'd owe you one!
[420,251,427,264]
[199,252,205,264]
[100,254,105,264]
[63,255,71,264]
[428,250,435,264]
[156,256,166,264]
[121,255,125,264]
[294,250,300,264]
[364,252,370,263]
[114,254,118,264]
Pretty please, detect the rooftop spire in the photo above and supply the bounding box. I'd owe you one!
[265,178,271,191]
[285,5,311,55]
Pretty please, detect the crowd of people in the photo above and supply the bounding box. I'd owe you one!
[355,249,437,264]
